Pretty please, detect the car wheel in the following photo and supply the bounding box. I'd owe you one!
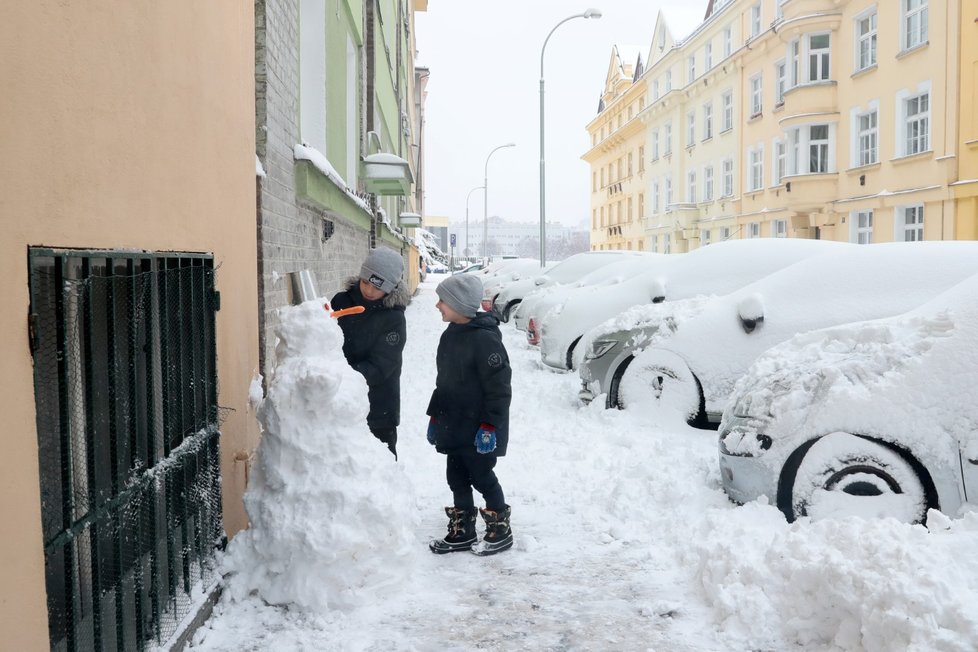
[783,432,930,524]
[614,350,702,424]
[565,336,583,371]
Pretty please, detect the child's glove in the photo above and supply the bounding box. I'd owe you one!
[426,417,437,445]
[474,424,496,454]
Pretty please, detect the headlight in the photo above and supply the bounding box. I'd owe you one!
[719,426,772,457]
[585,339,618,360]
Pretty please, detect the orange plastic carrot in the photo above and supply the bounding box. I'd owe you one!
[330,305,365,319]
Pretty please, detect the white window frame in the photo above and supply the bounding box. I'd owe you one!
[774,139,787,185]
[719,226,731,240]
[897,204,924,241]
[705,42,713,71]
[651,234,659,253]
[704,165,714,201]
[724,26,733,58]
[651,129,660,160]
[722,90,734,132]
[663,233,672,254]
[772,219,787,238]
[851,209,873,243]
[688,55,696,84]
[687,111,696,147]
[653,79,660,101]
[856,107,879,166]
[747,222,760,239]
[703,102,714,140]
[788,38,801,88]
[750,3,762,39]
[665,69,673,92]
[807,33,831,82]
[652,180,660,213]
[902,91,930,156]
[701,229,712,246]
[775,59,787,106]
[787,123,835,174]
[687,171,697,203]
[749,74,763,117]
[664,122,673,155]
[722,158,734,197]
[855,8,878,72]
[809,124,830,173]
[902,0,928,52]
[664,176,673,208]
[748,145,764,192]
[299,0,328,156]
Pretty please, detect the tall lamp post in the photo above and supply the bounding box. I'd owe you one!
[484,142,516,260]
[465,184,485,259]
[540,8,602,266]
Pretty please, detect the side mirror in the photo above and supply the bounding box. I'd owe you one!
[737,294,764,334]
[649,277,667,304]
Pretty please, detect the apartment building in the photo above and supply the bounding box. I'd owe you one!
[953,0,978,238]
[584,45,649,251]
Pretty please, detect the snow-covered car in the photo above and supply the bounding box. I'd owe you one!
[718,272,978,524]
[613,241,978,428]
[492,251,644,323]
[519,253,659,342]
[426,262,449,274]
[550,239,851,374]
[480,259,549,311]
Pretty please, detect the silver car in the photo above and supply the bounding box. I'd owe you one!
[719,272,978,524]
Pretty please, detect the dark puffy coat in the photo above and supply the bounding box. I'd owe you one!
[426,312,512,456]
[331,277,409,430]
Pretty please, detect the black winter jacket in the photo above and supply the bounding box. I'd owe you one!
[331,277,409,430]
[426,312,512,456]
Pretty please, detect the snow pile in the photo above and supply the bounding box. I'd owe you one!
[222,300,420,612]
[579,295,714,357]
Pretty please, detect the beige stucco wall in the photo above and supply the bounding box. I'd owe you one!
[0,2,258,648]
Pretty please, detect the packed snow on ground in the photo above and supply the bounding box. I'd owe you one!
[188,274,978,652]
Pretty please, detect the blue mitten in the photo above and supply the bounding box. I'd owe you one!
[474,424,496,454]
[426,417,437,445]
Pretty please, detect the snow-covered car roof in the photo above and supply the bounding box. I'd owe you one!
[637,241,978,418]
[722,270,978,476]
[493,251,646,308]
[539,239,853,368]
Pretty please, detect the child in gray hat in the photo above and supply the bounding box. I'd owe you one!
[426,274,514,556]
[331,248,410,459]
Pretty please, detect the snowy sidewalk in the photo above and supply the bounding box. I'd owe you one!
[188,276,978,652]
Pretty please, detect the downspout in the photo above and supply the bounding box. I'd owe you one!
[365,0,377,247]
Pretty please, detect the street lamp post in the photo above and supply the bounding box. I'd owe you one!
[483,142,516,260]
[465,185,484,259]
[540,8,602,267]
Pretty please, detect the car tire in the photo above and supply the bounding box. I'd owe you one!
[565,336,583,371]
[614,350,703,425]
[501,300,520,323]
[782,432,931,524]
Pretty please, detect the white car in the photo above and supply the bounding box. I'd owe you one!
[493,251,644,323]
[518,254,659,341]
[618,242,978,428]
[719,271,978,524]
[540,239,851,371]
[480,259,550,311]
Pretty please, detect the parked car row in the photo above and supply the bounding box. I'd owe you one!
[479,241,978,525]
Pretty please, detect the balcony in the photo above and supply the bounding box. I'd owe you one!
[782,172,839,212]
[780,82,838,126]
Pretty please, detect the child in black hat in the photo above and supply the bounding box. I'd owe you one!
[426,274,514,556]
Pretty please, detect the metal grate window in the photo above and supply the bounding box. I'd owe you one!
[29,248,224,652]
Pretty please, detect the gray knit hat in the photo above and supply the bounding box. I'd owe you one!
[360,248,404,294]
[436,274,483,318]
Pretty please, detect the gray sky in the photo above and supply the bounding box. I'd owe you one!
[414,1,704,228]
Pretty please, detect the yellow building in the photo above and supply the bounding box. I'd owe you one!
[954,0,978,238]
[584,45,649,251]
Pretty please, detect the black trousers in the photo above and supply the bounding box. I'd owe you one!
[446,453,505,511]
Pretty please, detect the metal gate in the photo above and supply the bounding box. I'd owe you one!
[28,248,224,652]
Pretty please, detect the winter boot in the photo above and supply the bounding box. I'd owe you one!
[429,506,478,554]
[471,505,513,556]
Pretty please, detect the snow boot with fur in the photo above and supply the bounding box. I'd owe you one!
[471,505,513,556]
[429,506,478,554]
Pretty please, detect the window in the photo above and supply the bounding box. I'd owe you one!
[628,197,634,222]
[665,69,673,92]
[299,0,328,155]
[651,235,658,252]
[663,234,672,254]
[592,209,597,229]
[904,92,930,155]
[639,146,645,172]
[638,193,645,218]
[720,226,731,240]
[775,0,789,20]
[688,55,696,83]
[750,3,762,38]
[808,34,831,82]
[855,9,878,71]
[749,146,764,191]
[704,165,714,201]
[653,79,660,101]
[750,74,763,117]
[701,229,712,246]
[722,90,733,131]
[809,125,829,173]
[664,122,673,155]
[665,176,673,208]
[687,171,697,203]
[703,102,714,140]
[592,171,597,192]
[652,180,660,213]
[774,139,787,185]
[773,219,787,237]
[722,158,734,197]
[628,152,633,177]
[747,222,760,238]
[705,42,713,70]
[789,39,801,88]
[899,205,924,241]
[687,111,696,147]
[857,109,879,166]
[903,0,928,51]
[852,210,873,243]
[775,59,787,105]
[600,206,605,227]
[724,27,732,58]
[651,130,660,160]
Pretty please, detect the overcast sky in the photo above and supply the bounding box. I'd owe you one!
[414,1,704,229]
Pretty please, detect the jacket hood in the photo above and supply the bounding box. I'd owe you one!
[463,311,501,331]
[344,276,411,309]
